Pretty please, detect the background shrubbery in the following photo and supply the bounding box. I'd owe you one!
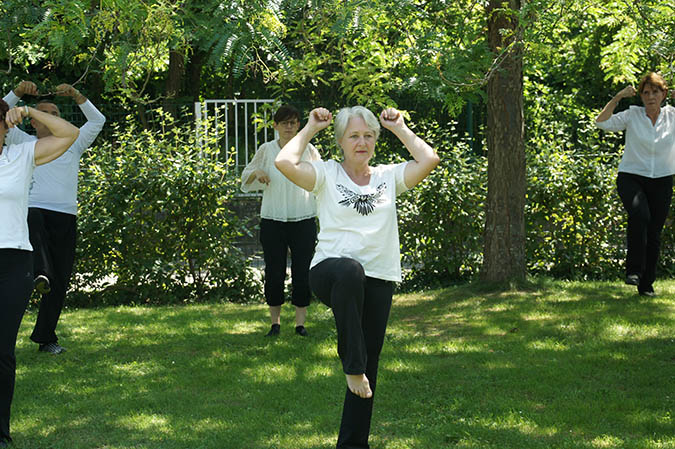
[63,104,675,305]
[70,111,261,306]
[395,104,675,290]
[398,121,486,290]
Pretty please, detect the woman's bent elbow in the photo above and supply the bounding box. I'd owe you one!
[429,153,440,169]
[69,129,80,145]
[274,159,286,173]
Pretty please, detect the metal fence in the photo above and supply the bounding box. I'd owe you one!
[193,99,279,261]
[194,99,277,175]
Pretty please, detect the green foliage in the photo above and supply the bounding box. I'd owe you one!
[524,0,675,91]
[3,0,675,291]
[73,109,261,305]
[398,121,486,290]
[0,0,292,102]
[395,96,675,286]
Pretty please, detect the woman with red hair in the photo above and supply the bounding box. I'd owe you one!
[596,72,675,296]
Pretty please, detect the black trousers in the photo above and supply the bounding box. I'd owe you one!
[309,258,393,449]
[27,208,77,344]
[0,249,33,442]
[259,218,316,307]
[616,173,673,292]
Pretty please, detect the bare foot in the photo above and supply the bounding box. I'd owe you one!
[346,374,372,398]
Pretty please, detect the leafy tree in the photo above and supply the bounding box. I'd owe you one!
[0,0,292,105]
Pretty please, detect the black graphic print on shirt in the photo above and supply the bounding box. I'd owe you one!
[336,182,387,216]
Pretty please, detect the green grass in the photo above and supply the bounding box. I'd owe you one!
[11,278,675,449]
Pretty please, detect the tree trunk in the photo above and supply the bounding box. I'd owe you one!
[482,0,526,282]
[186,49,207,103]
[163,49,185,116]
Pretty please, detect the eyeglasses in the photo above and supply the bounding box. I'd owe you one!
[277,120,299,127]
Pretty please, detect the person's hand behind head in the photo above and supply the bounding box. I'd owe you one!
[15,81,38,98]
[55,84,78,98]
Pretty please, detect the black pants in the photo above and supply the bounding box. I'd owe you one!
[0,249,33,442]
[259,218,316,307]
[27,208,77,344]
[309,258,393,449]
[616,173,673,292]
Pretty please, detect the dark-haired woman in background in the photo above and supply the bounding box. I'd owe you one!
[0,100,78,446]
[241,105,321,336]
[596,72,675,296]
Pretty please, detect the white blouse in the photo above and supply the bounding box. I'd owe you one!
[0,141,36,250]
[240,140,321,221]
[310,160,409,282]
[596,105,675,178]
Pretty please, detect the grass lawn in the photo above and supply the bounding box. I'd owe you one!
[10,278,675,449]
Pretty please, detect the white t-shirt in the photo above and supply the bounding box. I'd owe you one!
[240,140,321,221]
[310,159,409,282]
[3,91,106,215]
[596,105,675,178]
[0,141,36,250]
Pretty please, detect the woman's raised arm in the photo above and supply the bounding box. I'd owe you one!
[5,106,79,165]
[596,86,636,123]
[275,107,332,191]
[379,108,440,189]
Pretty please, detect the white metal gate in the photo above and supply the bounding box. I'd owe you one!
[194,99,276,173]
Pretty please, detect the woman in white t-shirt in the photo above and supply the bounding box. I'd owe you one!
[241,105,321,337]
[0,99,79,447]
[596,72,675,296]
[275,106,439,449]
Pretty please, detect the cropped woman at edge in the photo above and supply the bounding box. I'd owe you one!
[275,106,439,448]
[596,72,675,296]
[0,100,79,446]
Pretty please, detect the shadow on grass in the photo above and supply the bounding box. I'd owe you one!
[11,280,674,449]
[14,303,341,449]
[377,280,674,448]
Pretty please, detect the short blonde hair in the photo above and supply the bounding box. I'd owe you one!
[638,72,668,94]
[334,106,380,146]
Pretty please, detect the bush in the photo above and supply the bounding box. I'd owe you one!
[396,107,675,287]
[397,121,486,290]
[72,110,261,306]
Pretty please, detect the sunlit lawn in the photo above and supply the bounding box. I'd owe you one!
[10,278,675,449]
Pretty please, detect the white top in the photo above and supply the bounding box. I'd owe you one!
[0,141,36,250]
[310,159,409,282]
[3,91,106,215]
[240,140,321,221]
[596,105,675,178]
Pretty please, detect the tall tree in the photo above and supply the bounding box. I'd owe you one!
[482,0,526,282]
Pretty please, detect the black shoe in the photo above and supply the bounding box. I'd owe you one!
[265,324,280,337]
[639,289,656,297]
[625,274,640,286]
[34,274,51,294]
[39,343,66,354]
[295,325,308,337]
